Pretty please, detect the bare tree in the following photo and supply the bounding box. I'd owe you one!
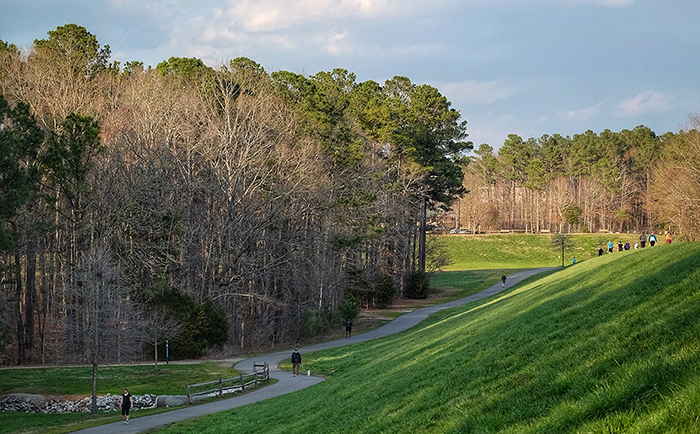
[140,306,182,372]
[65,246,130,415]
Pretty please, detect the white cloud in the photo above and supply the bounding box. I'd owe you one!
[316,30,356,55]
[557,102,604,122]
[616,90,675,117]
[439,80,515,105]
[227,0,407,32]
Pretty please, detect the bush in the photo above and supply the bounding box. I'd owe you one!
[407,270,430,299]
[300,307,339,338]
[202,300,229,349]
[375,274,396,308]
[338,297,360,321]
[152,291,228,359]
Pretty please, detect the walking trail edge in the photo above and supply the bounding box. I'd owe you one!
[69,267,557,434]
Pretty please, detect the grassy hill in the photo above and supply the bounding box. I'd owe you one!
[439,233,644,269]
[150,242,700,433]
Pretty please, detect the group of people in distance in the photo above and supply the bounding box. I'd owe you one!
[599,231,671,256]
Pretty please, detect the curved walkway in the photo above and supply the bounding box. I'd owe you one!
[70,267,557,434]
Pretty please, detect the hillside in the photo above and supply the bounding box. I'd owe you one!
[150,242,700,433]
[440,233,645,269]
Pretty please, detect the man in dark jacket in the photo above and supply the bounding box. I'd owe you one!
[291,348,302,377]
[640,232,646,248]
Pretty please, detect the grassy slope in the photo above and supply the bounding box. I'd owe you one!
[149,242,700,434]
[441,233,642,270]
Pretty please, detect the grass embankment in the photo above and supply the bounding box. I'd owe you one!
[148,242,700,433]
[441,233,642,269]
[0,362,239,434]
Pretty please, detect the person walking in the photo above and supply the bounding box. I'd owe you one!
[649,232,658,246]
[640,232,646,248]
[666,231,672,244]
[598,247,604,256]
[119,388,133,424]
[608,241,613,253]
[291,348,302,377]
[345,318,353,338]
[501,274,507,288]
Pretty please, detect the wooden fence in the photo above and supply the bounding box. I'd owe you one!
[185,362,269,403]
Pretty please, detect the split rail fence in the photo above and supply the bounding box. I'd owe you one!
[185,362,270,403]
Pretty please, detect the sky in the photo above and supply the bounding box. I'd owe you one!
[1,0,699,150]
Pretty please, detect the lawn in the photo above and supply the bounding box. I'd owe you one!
[440,233,643,269]
[145,242,700,433]
[0,362,240,434]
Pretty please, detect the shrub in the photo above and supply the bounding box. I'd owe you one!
[202,300,229,349]
[407,270,430,299]
[375,274,396,308]
[338,297,360,321]
[300,307,339,338]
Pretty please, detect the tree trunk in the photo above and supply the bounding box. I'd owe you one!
[15,251,25,365]
[418,195,426,273]
[25,237,37,350]
[91,362,98,415]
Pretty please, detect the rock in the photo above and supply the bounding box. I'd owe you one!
[0,393,157,414]
[155,395,188,408]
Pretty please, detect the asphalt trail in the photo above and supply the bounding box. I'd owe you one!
[70,267,557,434]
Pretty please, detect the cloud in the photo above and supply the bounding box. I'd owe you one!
[597,0,635,6]
[228,0,407,32]
[315,30,356,55]
[439,80,515,105]
[557,103,604,122]
[616,90,675,117]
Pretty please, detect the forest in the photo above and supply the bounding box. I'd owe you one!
[1,24,698,366]
[445,123,700,237]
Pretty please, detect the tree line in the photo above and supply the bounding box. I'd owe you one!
[0,24,470,365]
[446,123,700,239]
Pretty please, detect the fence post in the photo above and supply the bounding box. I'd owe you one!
[265,362,269,380]
[185,383,191,404]
[254,369,258,387]
[219,376,223,397]
[240,372,245,391]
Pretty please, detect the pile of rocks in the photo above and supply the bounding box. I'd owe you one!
[0,393,157,414]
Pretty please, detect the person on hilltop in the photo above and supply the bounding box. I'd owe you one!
[640,232,647,248]
[617,241,624,252]
[291,348,302,377]
[501,274,507,288]
[119,388,133,424]
[666,231,672,244]
[598,247,604,256]
[624,241,630,251]
[345,318,353,338]
[608,241,614,253]
[649,232,658,246]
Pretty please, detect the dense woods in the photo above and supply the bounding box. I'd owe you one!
[1,24,698,367]
[447,127,700,239]
[0,25,470,365]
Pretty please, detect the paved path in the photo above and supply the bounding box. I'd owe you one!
[70,267,556,434]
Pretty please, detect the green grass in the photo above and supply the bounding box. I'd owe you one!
[430,269,528,301]
[441,233,642,269]
[0,362,237,396]
[145,242,700,433]
[0,405,184,434]
[0,362,239,434]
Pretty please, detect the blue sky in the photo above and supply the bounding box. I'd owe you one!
[2,0,698,149]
